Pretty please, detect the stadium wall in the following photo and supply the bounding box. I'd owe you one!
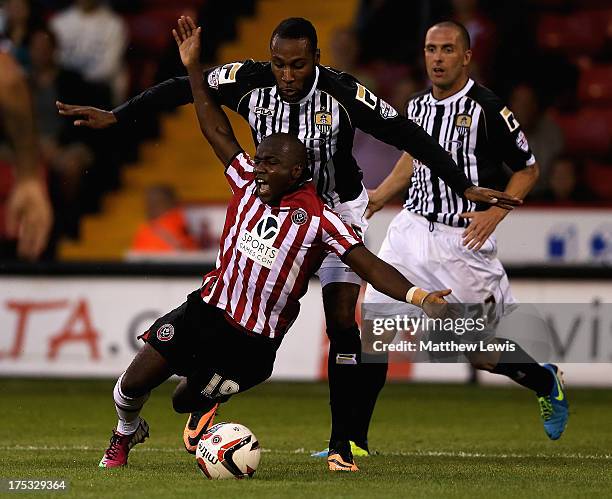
[1,268,611,386]
[178,206,612,266]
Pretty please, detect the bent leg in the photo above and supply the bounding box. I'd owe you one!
[470,339,554,396]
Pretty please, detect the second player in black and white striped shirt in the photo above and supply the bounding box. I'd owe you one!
[404,78,535,227]
[364,21,568,448]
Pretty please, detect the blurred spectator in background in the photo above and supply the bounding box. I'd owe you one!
[354,0,425,65]
[28,27,94,240]
[329,26,378,90]
[0,49,52,260]
[451,0,495,84]
[50,0,127,105]
[338,13,422,190]
[0,0,44,69]
[130,185,198,253]
[330,16,421,191]
[539,157,594,205]
[510,83,564,198]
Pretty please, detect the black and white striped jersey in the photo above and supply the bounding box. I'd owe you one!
[404,79,536,227]
[113,61,473,208]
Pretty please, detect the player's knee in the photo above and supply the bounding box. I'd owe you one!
[468,350,501,372]
[326,313,356,332]
[469,354,497,372]
[471,359,496,371]
[324,300,358,331]
[119,373,148,399]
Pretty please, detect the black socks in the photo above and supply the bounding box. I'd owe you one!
[490,339,555,396]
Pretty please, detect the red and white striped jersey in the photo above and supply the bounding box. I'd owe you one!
[200,151,362,339]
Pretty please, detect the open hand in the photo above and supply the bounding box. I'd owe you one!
[365,189,385,219]
[421,289,451,318]
[173,16,202,70]
[56,101,117,128]
[460,207,507,251]
[464,186,522,210]
[6,178,52,260]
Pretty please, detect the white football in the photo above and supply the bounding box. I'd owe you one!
[195,422,261,479]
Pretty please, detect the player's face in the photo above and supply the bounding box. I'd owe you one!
[270,36,319,103]
[254,141,303,204]
[424,27,471,90]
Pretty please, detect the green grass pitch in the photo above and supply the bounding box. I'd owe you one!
[0,379,611,498]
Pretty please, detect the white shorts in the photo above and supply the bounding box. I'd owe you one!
[318,187,369,288]
[363,210,515,316]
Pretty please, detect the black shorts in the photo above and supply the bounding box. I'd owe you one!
[141,290,278,400]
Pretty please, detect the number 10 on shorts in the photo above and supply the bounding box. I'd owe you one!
[201,373,240,398]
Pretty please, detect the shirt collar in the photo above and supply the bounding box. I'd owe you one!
[429,78,474,105]
[251,181,315,211]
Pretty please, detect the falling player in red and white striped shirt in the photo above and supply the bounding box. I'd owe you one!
[200,149,369,339]
[99,19,451,472]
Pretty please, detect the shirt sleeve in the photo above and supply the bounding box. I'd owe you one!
[484,103,536,171]
[337,77,473,195]
[112,76,193,123]
[113,60,263,123]
[203,61,255,111]
[225,151,255,193]
[320,205,363,258]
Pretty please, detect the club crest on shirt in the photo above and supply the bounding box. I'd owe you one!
[315,110,332,134]
[156,324,174,342]
[455,114,472,129]
[291,208,308,225]
[237,214,281,269]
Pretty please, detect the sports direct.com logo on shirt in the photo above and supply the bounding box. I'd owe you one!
[237,214,281,269]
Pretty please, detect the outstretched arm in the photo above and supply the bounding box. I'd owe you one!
[57,76,194,128]
[174,16,241,165]
[345,83,522,210]
[372,118,522,210]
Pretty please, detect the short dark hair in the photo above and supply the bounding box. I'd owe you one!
[261,132,307,168]
[270,17,318,54]
[430,20,471,50]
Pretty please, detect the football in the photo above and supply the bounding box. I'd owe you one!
[195,422,261,479]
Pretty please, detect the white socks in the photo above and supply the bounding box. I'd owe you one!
[113,372,150,435]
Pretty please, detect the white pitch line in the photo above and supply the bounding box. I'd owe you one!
[0,446,610,460]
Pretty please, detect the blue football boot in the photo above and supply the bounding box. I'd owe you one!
[538,364,569,440]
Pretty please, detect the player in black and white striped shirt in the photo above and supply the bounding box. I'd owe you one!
[403,80,536,228]
[365,21,569,443]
